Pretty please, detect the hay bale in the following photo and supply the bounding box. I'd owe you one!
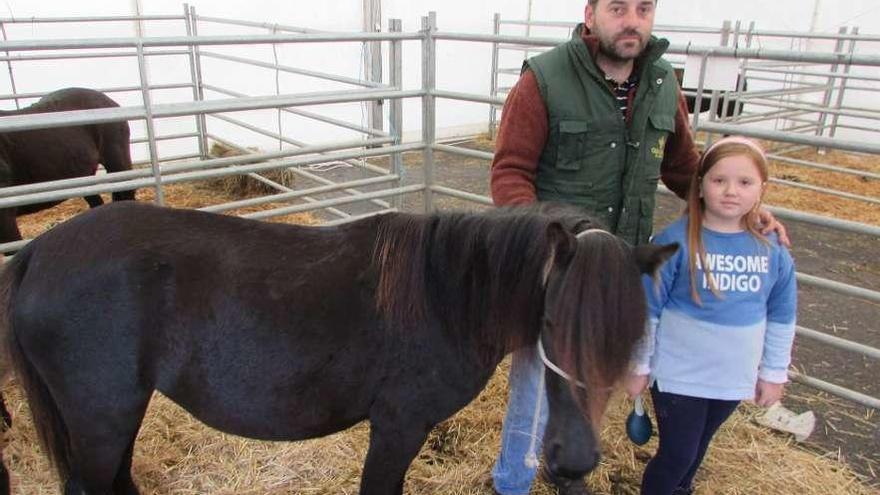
[206,141,296,197]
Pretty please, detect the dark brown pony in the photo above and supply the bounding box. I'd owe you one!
[0,87,136,243]
[0,201,675,495]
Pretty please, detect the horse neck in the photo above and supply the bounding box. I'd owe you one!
[374,212,549,363]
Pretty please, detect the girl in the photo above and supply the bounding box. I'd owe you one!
[625,136,798,495]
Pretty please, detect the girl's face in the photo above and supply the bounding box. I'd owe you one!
[700,154,765,231]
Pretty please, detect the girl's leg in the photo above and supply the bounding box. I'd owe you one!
[677,398,740,491]
[640,387,709,495]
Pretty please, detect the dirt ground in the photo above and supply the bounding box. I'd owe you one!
[6,138,879,492]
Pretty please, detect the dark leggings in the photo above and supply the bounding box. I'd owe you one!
[640,385,740,495]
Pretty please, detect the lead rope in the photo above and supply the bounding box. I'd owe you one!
[523,358,545,469]
[524,340,591,468]
[523,227,612,468]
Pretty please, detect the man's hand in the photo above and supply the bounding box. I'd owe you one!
[757,207,791,247]
[755,379,785,407]
[624,373,650,399]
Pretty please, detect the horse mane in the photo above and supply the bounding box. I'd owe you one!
[373,203,602,363]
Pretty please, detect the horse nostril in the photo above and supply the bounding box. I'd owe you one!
[565,449,601,479]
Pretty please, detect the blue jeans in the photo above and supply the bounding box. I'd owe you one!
[492,345,548,495]
[641,386,739,495]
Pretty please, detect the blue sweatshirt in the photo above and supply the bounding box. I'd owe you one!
[632,217,798,401]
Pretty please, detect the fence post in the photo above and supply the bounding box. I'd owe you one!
[691,52,710,140]
[364,0,384,136]
[705,19,732,147]
[421,12,437,213]
[719,20,740,122]
[816,26,848,146]
[829,26,858,140]
[183,4,207,160]
[731,20,756,122]
[135,42,165,205]
[389,18,404,210]
[0,22,19,110]
[488,13,501,139]
[188,5,209,159]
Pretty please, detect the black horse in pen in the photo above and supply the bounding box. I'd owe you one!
[0,202,674,494]
[0,87,136,244]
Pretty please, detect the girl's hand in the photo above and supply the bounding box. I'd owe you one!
[624,373,650,399]
[755,379,785,407]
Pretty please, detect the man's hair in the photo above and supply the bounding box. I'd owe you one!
[588,0,658,6]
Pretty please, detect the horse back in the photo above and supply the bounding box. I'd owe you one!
[25,87,120,114]
[16,202,383,338]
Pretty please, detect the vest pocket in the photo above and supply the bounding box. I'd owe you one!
[645,114,675,171]
[556,120,589,170]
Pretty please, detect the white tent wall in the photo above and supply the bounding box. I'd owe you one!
[0,0,878,159]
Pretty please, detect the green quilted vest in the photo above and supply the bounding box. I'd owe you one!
[528,24,680,246]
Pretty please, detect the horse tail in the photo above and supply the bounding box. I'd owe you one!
[0,246,72,483]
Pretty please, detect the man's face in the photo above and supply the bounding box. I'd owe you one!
[585,0,656,62]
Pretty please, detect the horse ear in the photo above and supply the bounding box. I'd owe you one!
[632,242,679,276]
[547,222,577,266]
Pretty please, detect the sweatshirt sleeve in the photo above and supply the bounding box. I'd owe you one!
[759,247,798,383]
[659,90,701,200]
[631,230,681,374]
[489,70,549,206]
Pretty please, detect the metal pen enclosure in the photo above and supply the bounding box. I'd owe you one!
[0,9,877,412]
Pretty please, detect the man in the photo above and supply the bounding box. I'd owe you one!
[489,1,788,494]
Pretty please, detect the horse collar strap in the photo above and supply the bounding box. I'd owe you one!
[523,340,589,469]
[537,340,587,389]
[576,228,614,239]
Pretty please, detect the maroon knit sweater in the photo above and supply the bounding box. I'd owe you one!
[490,31,700,206]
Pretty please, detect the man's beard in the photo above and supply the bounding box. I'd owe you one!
[596,29,646,62]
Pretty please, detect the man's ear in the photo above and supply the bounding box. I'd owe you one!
[632,242,679,276]
[585,3,596,30]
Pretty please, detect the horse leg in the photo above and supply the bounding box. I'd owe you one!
[0,395,8,495]
[0,393,10,430]
[359,419,431,495]
[0,397,8,495]
[99,124,136,202]
[0,209,22,248]
[0,451,8,495]
[111,436,140,495]
[62,393,150,495]
[85,195,104,208]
